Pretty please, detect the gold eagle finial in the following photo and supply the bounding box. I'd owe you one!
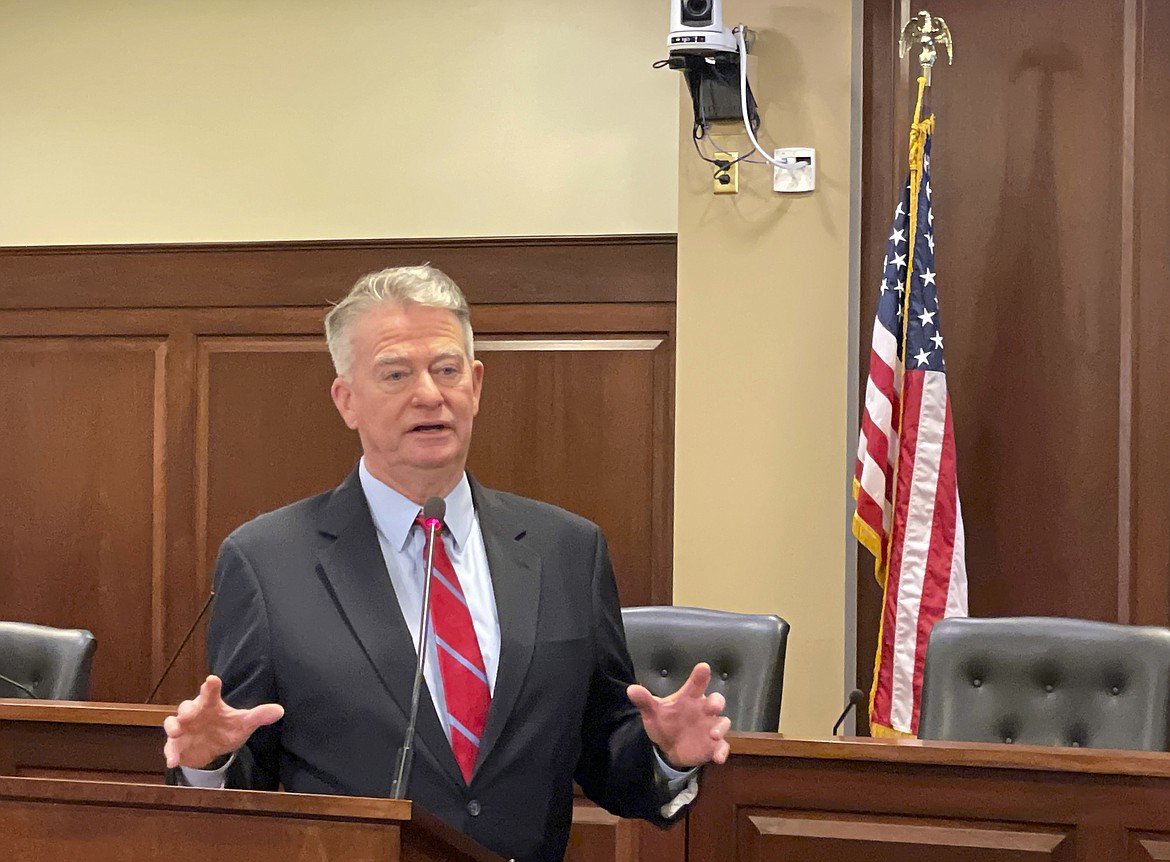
[899,11,954,84]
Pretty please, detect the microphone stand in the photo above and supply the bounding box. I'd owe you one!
[391,516,440,799]
[833,689,866,736]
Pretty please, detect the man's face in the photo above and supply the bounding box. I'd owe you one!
[330,303,483,500]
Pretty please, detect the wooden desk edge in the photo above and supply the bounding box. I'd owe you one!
[729,731,1170,778]
[0,699,173,726]
[0,774,412,821]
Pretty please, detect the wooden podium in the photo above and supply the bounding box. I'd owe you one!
[0,775,503,862]
[0,699,503,860]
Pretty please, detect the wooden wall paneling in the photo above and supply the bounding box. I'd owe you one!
[1127,1,1170,626]
[196,336,362,585]
[155,329,199,706]
[0,338,164,703]
[650,330,675,606]
[858,1,1170,719]
[0,236,677,729]
[468,335,673,606]
[905,0,1122,616]
[0,235,677,310]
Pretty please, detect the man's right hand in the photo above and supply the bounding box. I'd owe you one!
[163,675,285,769]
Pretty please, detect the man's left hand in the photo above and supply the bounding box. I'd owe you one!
[626,662,731,768]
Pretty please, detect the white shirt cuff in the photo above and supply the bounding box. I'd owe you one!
[652,748,700,817]
[178,752,235,789]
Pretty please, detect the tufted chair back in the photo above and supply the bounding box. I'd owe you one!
[918,617,1170,751]
[621,606,789,732]
[0,622,97,700]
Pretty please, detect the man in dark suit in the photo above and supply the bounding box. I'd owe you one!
[163,266,729,862]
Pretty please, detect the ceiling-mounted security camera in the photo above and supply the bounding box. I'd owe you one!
[668,0,736,56]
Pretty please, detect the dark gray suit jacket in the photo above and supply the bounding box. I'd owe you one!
[173,469,674,861]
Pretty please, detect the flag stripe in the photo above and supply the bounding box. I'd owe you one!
[889,372,947,731]
[910,394,961,733]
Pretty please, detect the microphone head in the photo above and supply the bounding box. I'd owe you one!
[848,688,866,706]
[422,496,446,526]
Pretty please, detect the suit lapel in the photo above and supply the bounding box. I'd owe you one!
[471,478,541,771]
[315,470,464,788]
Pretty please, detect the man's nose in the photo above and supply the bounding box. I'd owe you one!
[411,370,443,404]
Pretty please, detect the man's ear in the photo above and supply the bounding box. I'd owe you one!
[331,377,359,430]
[470,359,485,417]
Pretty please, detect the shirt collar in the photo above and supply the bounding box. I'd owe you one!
[358,458,475,552]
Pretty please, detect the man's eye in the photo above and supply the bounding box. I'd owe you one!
[386,370,407,382]
[439,366,459,376]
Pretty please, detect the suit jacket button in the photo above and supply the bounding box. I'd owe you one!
[467,799,481,817]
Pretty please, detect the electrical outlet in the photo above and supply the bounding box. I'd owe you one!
[713,152,738,194]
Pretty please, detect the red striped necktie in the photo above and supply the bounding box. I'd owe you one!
[416,513,491,783]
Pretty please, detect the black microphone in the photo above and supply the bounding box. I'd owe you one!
[833,688,866,735]
[391,495,446,800]
[0,672,37,699]
[144,590,216,703]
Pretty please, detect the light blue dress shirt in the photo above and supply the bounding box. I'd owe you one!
[358,459,499,742]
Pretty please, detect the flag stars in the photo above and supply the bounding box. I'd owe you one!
[880,279,888,295]
[895,202,905,218]
[918,308,936,327]
[895,280,904,295]
[890,228,906,245]
[914,348,931,367]
[928,208,934,225]
[931,332,944,350]
[892,252,907,269]
[927,233,935,252]
[926,182,932,199]
[920,268,936,287]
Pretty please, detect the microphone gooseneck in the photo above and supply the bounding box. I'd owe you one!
[832,688,866,736]
[391,495,447,800]
[144,590,217,703]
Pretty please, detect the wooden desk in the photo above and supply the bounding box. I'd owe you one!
[690,733,1170,861]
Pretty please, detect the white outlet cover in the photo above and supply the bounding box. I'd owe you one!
[774,147,816,193]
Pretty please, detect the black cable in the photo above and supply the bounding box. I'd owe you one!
[0,672,36,698]
[692,125,766,170]
[697,125,768,165]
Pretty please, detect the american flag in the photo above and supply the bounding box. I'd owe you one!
[853,126,968,736]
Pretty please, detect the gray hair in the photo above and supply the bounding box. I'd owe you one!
[324,265,474,378]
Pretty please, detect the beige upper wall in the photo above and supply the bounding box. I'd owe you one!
[672,0,858,738]
[0,1,678,245]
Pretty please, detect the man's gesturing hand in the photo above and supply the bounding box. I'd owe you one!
[626,662,731,769]
[163,675,284,769]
